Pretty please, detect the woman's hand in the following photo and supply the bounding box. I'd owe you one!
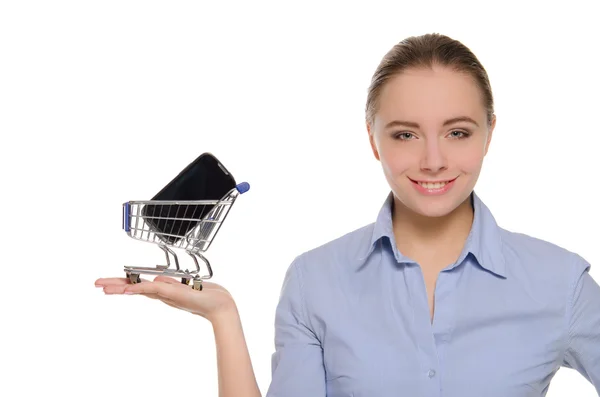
[95,275,237,323]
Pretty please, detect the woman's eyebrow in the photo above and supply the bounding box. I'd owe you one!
[385,116,479,129]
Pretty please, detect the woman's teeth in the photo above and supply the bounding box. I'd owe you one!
[418,181,449,189]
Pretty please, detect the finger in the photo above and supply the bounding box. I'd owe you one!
[124,281,187,302]
[103,286,177,305]
[95,278,129,287]
[102,280,150,294]
[95,277,150,288]
[103,285,130,294]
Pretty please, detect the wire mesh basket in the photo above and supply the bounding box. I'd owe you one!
[121,182,250,290]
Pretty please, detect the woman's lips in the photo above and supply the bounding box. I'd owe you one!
[409,176,458,195]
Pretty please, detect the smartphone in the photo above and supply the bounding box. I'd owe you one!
[141,152,237,244]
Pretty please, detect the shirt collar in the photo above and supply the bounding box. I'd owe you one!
[356,190,506,278]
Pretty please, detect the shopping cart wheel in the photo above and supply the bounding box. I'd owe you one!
[181,278,191,285]
[192,279,203,291]
[126,272,141,284]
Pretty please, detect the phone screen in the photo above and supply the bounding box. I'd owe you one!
[142,153,236,244]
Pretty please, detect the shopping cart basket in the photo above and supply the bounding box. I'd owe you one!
[121,182,250,291]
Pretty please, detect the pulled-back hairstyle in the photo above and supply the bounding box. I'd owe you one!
[365,33,495,128]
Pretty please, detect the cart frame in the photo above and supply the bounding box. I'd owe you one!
[121,182,249,290]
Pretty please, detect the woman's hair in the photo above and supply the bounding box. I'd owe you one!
[365,33,495,128]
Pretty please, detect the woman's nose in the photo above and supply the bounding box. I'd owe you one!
[420,140,447,172]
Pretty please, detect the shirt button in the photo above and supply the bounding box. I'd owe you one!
[428,369,436,378]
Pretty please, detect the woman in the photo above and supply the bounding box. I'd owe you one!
[96,33,600,396]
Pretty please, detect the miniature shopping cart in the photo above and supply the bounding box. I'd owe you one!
[121,182,250,291]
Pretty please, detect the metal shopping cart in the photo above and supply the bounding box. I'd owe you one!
[121,182,250,291]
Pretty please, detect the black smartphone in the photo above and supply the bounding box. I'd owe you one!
[141,152,237,244]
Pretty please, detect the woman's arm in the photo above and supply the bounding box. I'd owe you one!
[212,305,262,397]
[96,276,263,397]
[562,255,600,394]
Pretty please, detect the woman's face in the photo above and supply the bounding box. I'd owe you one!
[368,65,496,218]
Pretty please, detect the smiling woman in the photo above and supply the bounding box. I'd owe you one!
[367,64,495,220]
[96,32,600,397]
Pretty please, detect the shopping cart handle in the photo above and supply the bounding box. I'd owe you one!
[236,182,250,194]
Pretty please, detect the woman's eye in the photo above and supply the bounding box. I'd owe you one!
[395,132,414,140]
[449,130,468,138]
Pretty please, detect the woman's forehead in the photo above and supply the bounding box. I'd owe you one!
[375,68,485,127]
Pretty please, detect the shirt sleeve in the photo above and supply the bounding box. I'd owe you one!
[562,255,600,394]
[265,255,326,397]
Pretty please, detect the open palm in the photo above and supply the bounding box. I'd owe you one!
[95,275,237,322]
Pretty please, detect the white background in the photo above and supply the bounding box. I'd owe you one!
[1,1,599,396]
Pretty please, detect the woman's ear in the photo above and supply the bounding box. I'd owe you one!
[367,122,381,161]
[484,114,496,156]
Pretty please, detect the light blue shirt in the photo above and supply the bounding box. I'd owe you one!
[266,191,600,397]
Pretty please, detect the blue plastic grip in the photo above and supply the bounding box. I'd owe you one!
[236,182,250,194]
[123,202,130,232]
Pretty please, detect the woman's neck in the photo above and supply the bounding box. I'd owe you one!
[392,194,474,270]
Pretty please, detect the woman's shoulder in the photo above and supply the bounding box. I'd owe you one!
[498,227,591,276]
[292,222,376,272]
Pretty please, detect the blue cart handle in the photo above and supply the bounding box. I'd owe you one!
[236,182,250,194]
